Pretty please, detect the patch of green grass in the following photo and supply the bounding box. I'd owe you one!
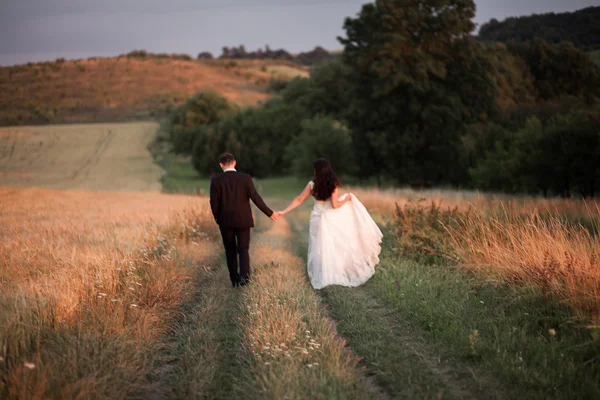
[155,150,306,199]
[164,264,251,399]
[289,216,486,399]
[368,237,600,399]
[254,176,307,200]
[155,152,209,194]
[287,207,600,399]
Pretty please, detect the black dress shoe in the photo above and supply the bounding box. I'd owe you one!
[239,277,251,286]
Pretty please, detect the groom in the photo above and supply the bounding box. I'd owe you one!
[210,153,279,287]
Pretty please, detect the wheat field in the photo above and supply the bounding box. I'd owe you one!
[0,186,219,398]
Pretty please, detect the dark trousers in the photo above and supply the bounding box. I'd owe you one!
[219,227,251,285]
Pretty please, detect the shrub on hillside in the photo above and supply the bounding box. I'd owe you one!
[197,52,214,60]
[169,91,236,154]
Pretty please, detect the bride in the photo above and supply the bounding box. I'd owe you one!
[277,159,383,289]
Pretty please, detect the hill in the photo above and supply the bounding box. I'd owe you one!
[0,56,309,126]
[478,6,600,51]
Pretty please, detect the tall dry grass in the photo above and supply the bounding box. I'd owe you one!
[0,187,217,399]
[351,186,599,220]
[448,207,600,321]
[352,186,600,321]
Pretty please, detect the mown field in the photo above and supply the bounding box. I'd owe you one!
[0,122,163,191]
[1,122,599,399]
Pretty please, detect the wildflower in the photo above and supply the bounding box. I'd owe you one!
[130,304,138,308]
[307,364,313,368]
[111,298,119,302]
[469,330,480,354]
[24,362,35,369]
[548,328,556,336]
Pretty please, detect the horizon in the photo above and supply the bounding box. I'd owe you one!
[1,0,599,67]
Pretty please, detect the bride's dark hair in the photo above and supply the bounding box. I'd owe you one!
[312,158,340,201]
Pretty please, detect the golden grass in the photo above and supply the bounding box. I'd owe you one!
[352,186,600,321]
[351,186,600,221]
[0,57,287,125]
[449,207,600,320]
[0,122,163,191]
[0,187,218,399]
[239,217,375,397]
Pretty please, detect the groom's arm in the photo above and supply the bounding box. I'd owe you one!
[247,176,273,218]
[209,180,220,225]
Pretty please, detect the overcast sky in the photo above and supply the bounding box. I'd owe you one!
[1,0,599,66]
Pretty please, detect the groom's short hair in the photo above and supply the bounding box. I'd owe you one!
[219,152,235,166]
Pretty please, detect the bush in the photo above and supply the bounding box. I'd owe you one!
[392,202,463,265]
[470,108,600,196]
[191,100,308,177]
[286,117,354,177]
[169,91,236,154]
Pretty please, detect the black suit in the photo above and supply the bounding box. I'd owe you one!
[210,170,273,285]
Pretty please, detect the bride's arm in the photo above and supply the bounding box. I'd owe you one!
[280,183,312,215]
[330,187,352,209]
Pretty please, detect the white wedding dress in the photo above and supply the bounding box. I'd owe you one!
[307,181,383,290]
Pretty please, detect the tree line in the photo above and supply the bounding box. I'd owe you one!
[478,6,600,51]
[169,0,600,198]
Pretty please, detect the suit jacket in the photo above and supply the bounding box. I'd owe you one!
[210,170,273,228]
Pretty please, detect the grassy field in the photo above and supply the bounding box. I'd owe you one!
[2,121,599,398]
[0,57,308,126]
[0,186,219,398]
[153,152,600,398]
[0,122,164,191]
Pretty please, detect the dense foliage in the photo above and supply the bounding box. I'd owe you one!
[479,6,600,51]
[169,91,237,154]
[172,0,600,198]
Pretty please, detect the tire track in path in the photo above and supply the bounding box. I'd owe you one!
[286,211,503,399]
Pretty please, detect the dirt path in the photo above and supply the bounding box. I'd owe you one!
[0,122,164,191]
[143,199,501,399]
[146,210,390,398]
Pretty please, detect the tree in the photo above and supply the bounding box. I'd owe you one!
[470,110,600,197]
[169,91,236,154]
[191,99,308,177]
[478,6,600,51]
[197,52,214,60]
[338,0,496,184]
[286,117,355,178]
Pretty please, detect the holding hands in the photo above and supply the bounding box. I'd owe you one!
[270,211,284,222]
